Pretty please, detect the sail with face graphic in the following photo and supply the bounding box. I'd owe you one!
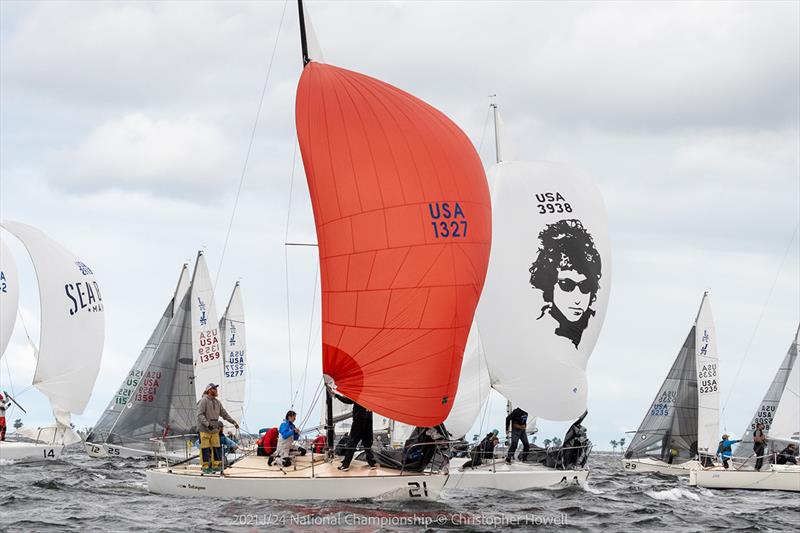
[296,61,492,427]
[0,236,19,357]
[0,221,105,425]
[475,106,611,421]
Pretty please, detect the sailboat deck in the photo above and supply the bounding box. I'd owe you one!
[157,454,419,479]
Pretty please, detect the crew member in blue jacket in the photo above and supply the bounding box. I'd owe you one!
[275,410,300,467]
[716,434,741,469]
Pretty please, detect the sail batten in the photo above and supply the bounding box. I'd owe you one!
[297,62,491,426]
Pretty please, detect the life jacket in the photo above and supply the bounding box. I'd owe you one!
[312,435,326,454]
[257,427,279,455]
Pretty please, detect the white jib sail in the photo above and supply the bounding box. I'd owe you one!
[694,292,720,456]
[769,350,800,443]
[478,159,611,421]
[0,236,20,357]
[190,251,224,402]
[220,281,246,426]
[0,221,105,423]
[444,321,491,439]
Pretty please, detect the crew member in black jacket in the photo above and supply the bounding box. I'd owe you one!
[336,394,378,471]
[505,407,530,463]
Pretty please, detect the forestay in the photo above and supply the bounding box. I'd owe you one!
[1,221,104,424]
[734,325,799,457]
[220,282,246,426]
[0,236,19,357]
[296,61,492,427]
[191,252,224,401]
[89,265,188,445]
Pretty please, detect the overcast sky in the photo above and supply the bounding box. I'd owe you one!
[1,1,798,451]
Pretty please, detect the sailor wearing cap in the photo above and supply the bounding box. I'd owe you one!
[197,383,239,473]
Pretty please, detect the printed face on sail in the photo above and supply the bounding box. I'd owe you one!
[529,219,602,349]
[554,270,591,321]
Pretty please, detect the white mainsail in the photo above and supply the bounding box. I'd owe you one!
[694,293,720,457]
[88,264,189,447]
[444,322,491,439]
[1,221,105,426]
[0,236,19,357]
[734,326,800,456]
[190,251,224,401]
[220,281,246,426]
[475,108,611,421]
[769,355,800,443]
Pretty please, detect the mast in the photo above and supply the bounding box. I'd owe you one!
[297,0,310,66]
[490,99,502,164]
[325,387,335,459]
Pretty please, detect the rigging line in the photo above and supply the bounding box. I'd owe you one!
[213,0,289,289]
[16,309,38,354]
[284,141,300,404]
[297,377,323,430]
[721,222,799,416]
[475,105,492,163]
[294,265,319,414]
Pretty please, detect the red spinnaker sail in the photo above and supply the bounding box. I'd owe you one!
[296,62,491,427]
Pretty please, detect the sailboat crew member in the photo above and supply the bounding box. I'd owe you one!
[716,434,741,469]
[505,407,530,463]
[776,443,798,465]
[275,411,301,467]
[335,394,377,471]
[752,423,767,471]
[0,393,8,441]
[197,383,239,474]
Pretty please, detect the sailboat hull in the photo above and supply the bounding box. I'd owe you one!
[84,441,107,458]
[444,458,587,490]
[621,457,700,475]
[147,455,446,500]
[690,465,800,492]
[0,441,64,462]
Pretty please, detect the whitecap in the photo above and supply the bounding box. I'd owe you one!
[645,488,701,501]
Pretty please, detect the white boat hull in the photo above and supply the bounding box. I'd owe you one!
[621,457,700,475]
[104,443,189,461]
[690,465,800,492]
[444,458,587,490]
[84,441,108,458]
[0,441,64,462]
[147,455,445,500]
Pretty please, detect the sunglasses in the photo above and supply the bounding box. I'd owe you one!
[557,278,593,294]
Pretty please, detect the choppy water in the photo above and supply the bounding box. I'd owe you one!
[1,448,798,532]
